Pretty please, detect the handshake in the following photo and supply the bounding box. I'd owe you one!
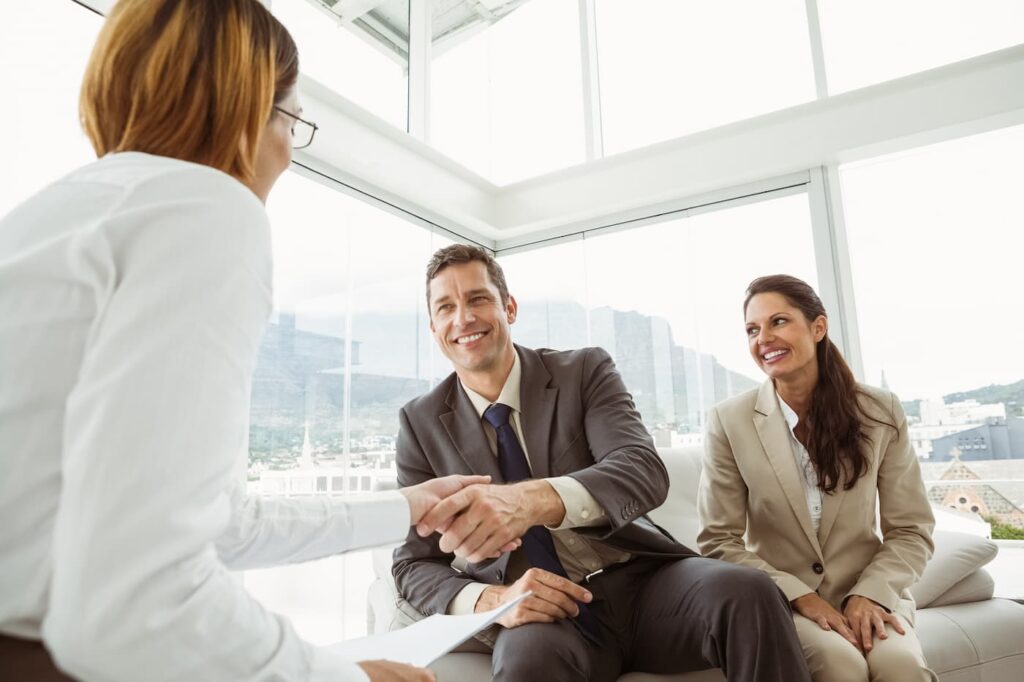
[363,477,593,681]
[403,476,593,626]
[401,474,572,561]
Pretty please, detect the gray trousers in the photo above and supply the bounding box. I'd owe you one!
[490,556,811,682]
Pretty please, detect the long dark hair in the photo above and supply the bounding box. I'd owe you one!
[744,275,891,493]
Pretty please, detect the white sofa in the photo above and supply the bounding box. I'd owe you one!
[369,446,1024,681]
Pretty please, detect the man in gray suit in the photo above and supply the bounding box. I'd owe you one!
[393,244,810,682]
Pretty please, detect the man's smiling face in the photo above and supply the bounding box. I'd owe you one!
[428,261,517,380]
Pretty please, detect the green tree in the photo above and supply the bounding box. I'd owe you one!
[983,517,1024,540]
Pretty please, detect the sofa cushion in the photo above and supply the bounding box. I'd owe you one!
[916,599,1024,678]
[649,447,705,548]
[927,568,995,609]
[911,531,998,608]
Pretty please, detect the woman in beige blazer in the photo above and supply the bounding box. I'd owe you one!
[697,275,937,682]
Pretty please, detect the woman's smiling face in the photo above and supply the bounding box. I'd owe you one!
[744,291,826,381]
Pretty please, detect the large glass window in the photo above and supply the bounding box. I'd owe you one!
[595,0,817,156]
[270,0,408,129]
[498,238,590,352]
[818,0,1024,94]
[0,1,102,219]
[244,170,452,640]
[430,0,586,184]
[842,123,1024,597]
[498,192,818,439]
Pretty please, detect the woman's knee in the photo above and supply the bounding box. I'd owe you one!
[799,627,868,682]
[866,639,932,682]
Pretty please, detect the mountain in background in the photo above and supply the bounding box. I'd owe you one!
[903,379,1024,421]
[944,380,1024,416]
[248,300,758,460]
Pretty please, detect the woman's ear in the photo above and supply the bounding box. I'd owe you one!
[813,315,828,343]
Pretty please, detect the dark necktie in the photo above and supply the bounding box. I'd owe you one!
[482,402,601,645]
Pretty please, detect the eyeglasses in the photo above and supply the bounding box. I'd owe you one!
[274,106,319,150]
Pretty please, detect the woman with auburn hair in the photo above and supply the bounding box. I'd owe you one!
[0,2,495,680]
[697,275,937,682]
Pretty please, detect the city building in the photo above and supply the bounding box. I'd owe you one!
[924,451,1024,529]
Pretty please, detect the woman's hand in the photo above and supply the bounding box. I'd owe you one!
[400,475,522,559]
[357,660,435,682]
[843,595,905,652]
[792,593,861,651]
[400,475,492,526]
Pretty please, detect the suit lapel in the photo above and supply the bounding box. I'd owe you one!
[817,414,863,546]
[753,380,824,560]
[817,484,847,548]
[516,346,555,479]
[439,380,504,482]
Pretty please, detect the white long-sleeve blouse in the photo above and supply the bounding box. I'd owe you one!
[0,152,408,681]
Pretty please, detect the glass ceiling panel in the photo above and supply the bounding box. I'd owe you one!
[818,0,1024,94]
[595,0,817,156]
[431,0,586,184]
[272,0,409,129]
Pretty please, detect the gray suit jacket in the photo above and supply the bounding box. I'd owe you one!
[392,345,697,617]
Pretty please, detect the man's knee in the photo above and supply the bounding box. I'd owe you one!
[492,622,590,682]
[701,562,784,609]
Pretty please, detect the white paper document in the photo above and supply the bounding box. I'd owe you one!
[329,592,530,667]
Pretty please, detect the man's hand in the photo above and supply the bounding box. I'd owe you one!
[843,595,905,653]
[357,660,435,682]
[400,475,521,559]
[416,481,565,563]
[792,593,861,651]
[475,567,593,628]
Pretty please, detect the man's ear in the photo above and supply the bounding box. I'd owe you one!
[429,316,436,333]
[506,295,518,324]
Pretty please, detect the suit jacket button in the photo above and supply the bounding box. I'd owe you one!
[496,570,504,582]
[812,562,824,575]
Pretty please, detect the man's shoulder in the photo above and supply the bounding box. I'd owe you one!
[522,344,612,375]
[400,371,458,419]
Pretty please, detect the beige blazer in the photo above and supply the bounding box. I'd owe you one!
[697,380,935,614]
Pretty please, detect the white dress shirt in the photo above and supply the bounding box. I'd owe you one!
[0,152,409,681]
[777,393,824,532]
[447,350,630,614]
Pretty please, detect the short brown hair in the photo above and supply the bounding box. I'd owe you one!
[80,0,298,184]
[425,244,509,311]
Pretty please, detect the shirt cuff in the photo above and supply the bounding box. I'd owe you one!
[337,490,410,548]
[446,582,490,615]
[545,476,606,530]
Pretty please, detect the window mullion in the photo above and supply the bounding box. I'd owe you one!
[407,0,432,141]
[578,0,604,160]
[808,165,863,380]
[805,0,830,98]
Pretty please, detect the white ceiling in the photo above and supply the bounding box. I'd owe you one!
[294,43,1024,251]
